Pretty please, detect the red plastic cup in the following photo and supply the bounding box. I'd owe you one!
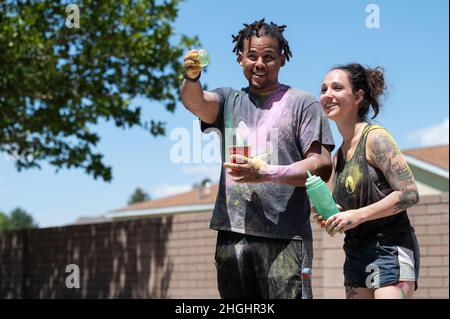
[228,145,251,164]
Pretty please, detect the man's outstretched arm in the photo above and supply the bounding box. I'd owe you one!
[180,50,220,124]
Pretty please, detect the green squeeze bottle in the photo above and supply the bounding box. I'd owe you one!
[305,170,339,220]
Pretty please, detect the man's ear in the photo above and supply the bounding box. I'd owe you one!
[280,54,286,67]
[238,52,243,66]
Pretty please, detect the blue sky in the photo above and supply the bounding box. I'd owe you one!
[0,0,448,228]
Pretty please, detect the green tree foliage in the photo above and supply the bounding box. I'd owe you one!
[0,207,38,231]
[0,211,12,231]
[128,187,150,205]
[0,0,199,181]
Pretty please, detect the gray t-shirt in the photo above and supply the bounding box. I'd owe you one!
[201,84,335,240]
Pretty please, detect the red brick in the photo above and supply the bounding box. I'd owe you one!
[427,204,450,214]
[172,222,189,231]
[174,259,200,269]
[313,288,324,299]
[187,272,206,280]
[174,237,213,249]
[412,215,442,225]
[418,235,442,245]
[414,225,427,235]
[166,247,183,256]
[170,272,190,281]
[187,222,206,230]
[313,259,324,268]
[440,193,449,204]
[419,195,441,204]
[428,267,449,277]
[323,268,345,285]
[419,246,429,255]
[172,229,216,241]
[202,279,219,289]
[166,239,185,248]
[428,246,449,256]
[174,280,200,289]
[407,205,426,216]
[413,288,429,299]
[418,267,428,277]
[421,277,444,288]
[426,225,449,235]
[195,246,215,255]
[421,256,443,266]
[171,255,190,264]
[196,262,216,272]
[320,288,346,299]
[429,288,449,299]
[205,271,217,280]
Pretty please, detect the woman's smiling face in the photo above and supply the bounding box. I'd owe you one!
[320,69,363,121]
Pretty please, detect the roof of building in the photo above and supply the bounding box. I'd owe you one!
[74,216,111,225]
[403,144,448,170]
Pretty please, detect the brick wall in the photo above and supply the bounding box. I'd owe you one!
[407,193,449,298]
[0,194,448,299]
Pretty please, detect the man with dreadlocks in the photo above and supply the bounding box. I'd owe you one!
[180,19,335,299]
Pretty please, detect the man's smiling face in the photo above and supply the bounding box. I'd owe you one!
[239,35,285,94]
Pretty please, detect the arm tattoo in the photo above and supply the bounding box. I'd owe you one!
[391,161,415,185]
[373,133,400,165]
[373,132,415,191]
[385,159,415,190]
[394,189,419,211]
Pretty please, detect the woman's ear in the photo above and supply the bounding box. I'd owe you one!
[356,89,364,107]
[238,52,243,66]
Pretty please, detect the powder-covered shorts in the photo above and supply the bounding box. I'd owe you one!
[214,230,313,299]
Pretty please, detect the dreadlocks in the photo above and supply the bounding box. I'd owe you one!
[232,18,293,62]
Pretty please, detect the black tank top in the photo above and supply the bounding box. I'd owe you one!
[332,124,412,239]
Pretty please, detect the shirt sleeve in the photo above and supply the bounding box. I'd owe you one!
[298,100,335,155]
[199,87,229,133]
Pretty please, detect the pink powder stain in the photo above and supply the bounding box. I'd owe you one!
[247,89,292,157]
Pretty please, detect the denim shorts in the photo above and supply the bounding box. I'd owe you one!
[343,228,420,289]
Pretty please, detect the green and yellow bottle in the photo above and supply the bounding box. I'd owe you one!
[305,170,339,220]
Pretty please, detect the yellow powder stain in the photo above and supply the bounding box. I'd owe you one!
[345,176,355,194]
[344,165,363,195]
